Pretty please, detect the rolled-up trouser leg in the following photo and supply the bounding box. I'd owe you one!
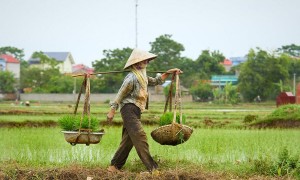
[121,103,158,171]
[110,126,133,169]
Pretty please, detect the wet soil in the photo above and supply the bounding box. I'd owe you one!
[0,165,288,180]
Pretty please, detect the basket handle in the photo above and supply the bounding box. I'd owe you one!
[173,74,182,124]
[164,73,176,113]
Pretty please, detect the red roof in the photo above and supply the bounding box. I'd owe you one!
[222,59,232,65]
[72,64,94,74]
[0,54,20,63]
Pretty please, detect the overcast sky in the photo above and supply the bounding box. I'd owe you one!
[1,0,300,67]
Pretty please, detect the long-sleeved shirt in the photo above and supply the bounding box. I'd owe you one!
[110,72,164,112]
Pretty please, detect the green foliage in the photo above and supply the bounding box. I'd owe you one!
[159,112,186,126]
[148,34,185,71]
[253,155,273,175]
[271,147,300,177]
[251,104,300,127]
[277,44,300,57]
[238,49,290,101]
[212,83,239,104]
[194,50,226,79]
[0,71,16,93]
[58,115,99,131]
[20,67,75,93]
[190,82,213,101]
[92,48,132,93]
[267,104,300,120]
[0,46,25,61]
[243,115,258,123]
[252,148,300,177]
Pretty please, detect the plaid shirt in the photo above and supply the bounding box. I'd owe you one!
[110,72,164,111]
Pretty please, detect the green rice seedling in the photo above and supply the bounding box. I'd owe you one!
[74,116,99,131]
[58,115,75,131]
[159,112,186,126]
[58,115,99,131]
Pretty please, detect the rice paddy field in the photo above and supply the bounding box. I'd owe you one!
[0,101,299,179]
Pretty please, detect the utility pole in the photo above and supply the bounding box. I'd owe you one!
[135,0,138,48]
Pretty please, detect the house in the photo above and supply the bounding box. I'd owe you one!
[229,56,247,66]
[28,52,75,74]
[0,54,20,79]
[221,58,233,72]
[72,64,94,74]
[210,75,238,87]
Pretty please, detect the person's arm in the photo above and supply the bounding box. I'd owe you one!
[161,68,183,81]
[148,68,183,86]
[107,76,133,122]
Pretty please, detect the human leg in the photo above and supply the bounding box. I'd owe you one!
[121,104,158,171]
[110,126,133,169]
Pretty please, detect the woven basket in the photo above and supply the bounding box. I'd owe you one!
[151,123,193,146]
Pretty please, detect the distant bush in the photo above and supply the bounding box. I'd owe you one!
[250,104,300,128]
[243,115,258,123]
[267,104,300,119]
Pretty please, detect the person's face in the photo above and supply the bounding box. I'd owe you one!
[136,60,149,69]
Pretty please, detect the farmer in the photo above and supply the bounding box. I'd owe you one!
[106,48,182,173]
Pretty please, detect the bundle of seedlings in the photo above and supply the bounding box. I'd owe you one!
[151,74,193,146]
[60,74,104,146]
[58,115,102,132]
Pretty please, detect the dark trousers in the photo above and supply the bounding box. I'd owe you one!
[110,103,158,171]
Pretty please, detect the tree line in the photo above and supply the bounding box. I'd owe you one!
[0,34,300,102]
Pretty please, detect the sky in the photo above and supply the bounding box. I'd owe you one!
[1,0,300,67]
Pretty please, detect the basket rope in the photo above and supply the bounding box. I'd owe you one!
[73,74,92,145]
[165,73,182,124]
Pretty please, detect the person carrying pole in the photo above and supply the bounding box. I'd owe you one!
[106,48,182,173]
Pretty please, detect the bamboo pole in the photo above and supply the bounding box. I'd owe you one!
[72,70,176,77]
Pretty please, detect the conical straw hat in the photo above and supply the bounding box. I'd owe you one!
[123,49,157,69]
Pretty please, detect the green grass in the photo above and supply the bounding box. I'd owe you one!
[0,127,299,172]
[1,101,299,178]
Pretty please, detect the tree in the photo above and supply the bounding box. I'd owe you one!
[0,46,28,80]
[176,57,198,87]
[0,71,16,93]
[20,67,74,93]
[277,44,300,57]
[0,46,25,61]
[148,34,185,71]
[194,50,226,80]
[223,82,239,104]
[238,49,289,101]
[92,48,132,92]
[148,34,200,88]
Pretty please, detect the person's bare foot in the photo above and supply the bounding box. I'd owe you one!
[107,166,120,173]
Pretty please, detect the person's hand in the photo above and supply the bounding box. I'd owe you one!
[166,68,183,74]
[107,109,116,123]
